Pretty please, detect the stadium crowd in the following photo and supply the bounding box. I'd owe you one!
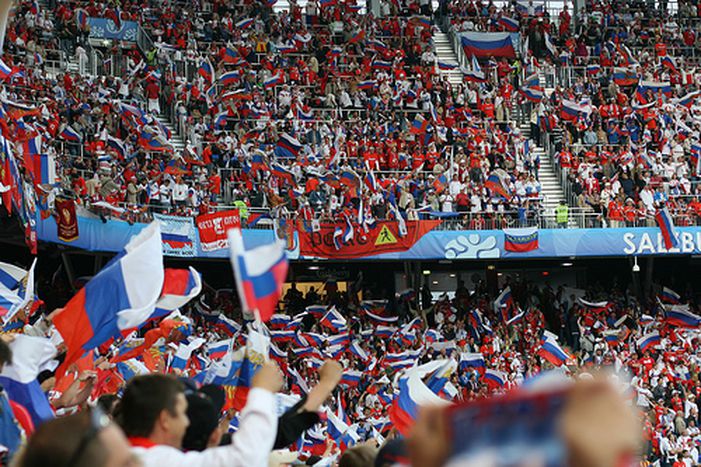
[0,260,700,466]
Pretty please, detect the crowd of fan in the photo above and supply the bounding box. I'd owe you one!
[0,266,700,466]
[1,0,550,230]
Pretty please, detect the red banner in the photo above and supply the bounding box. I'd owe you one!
[196,210,240,251]
[55,198,79,242]
[298,220,442,259]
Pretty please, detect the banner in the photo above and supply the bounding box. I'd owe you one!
[196,210,240,251]
[298,220,442,259]
[152,213,196,257]
[87,18,138,41]
[55,198,78,242]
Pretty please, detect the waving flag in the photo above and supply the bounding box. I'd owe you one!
[673,90,701,109]
[141,267,202,324]
[0,59,17,80]
[235,18,255,29]
[389,361,452,435]
[655,207,678,250]
[59,125,82,142]
[170,338,205,371]
[611,67,637,86]
[218,70,241,86]
[339,370,362,387]
[483,369,506,388]
[53,223,165,377]
[498,16,519,32]
[275,133,302,159]
[270,163,295,182]
[637,331,661,352]
[560,99,592,121]
[106,136,127,159]
[320,307,347,331]
[371,59,392,70]
[459,353,485,373]
[339,169,360,188]
[197,58,214,84]
[264,73,283,89]
[503,227,539,252]
[537,335,572,366]
[485,170,512,198]
[410,114,430,134]
[207,339,232,360]
[586,64,601,76]
[437,62,458,71]
[229,229,288,322]
[0,335,56,426]
[660,287,681,304]
[664,306,701,328]
[660,55,678,74]
[349,341,369,361]
[0,260,36,321]
[357,80,376,90]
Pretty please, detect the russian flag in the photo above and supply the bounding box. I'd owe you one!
[637,332,661,353]
[59,125,82,142]
[170,338,205,371]
[321,307,347,331]
[494,286,514,319]
[198,59,214,83]
[0,59,17,80]
[363,309,398,325]
[349,341,369,361]
[53,223,165,376]
[326,332,350,347]
[216,314,241,336]
[339,370,362,387]
[660,287,681,304]
[459,352,485,373]
[612,67,638,86]
[348,30,365,44]
[264,73,283,89]
[219,70,241,86]
[339,169,360,188]
[207,339,232,359]
[560,99,591,121]
[674,90,701,109]
[270,314,291,329]
[221,47,240,64]
[410,114,430,134]
[498,16,519,32]
[364,170,379,192]
[664,307,701,328]
[537,337,572,367]
[0,335,57,426]
[503,227,539,252]
[106,136,127,159]
[371,59,393,70]
[367,40,387,52]
[375,326,397,338]
[519,86,543,103]
[213,111,229,129]
[437,61,458,71]
[144,267,202,323]
[228,229,288,322]
[357,80,376,90]
[235,18,254,29]
[485,172,511,199]
[389,361,452,435]
[586,64,601,76]
[0,260,36,320]
[660,55,678,74]
[75,8,88,29]
[424,329,441,343]
[296,107,314,121]
[270,330,295,342]
[483,369,506,388]
[275,133,302,158]
[578,298,610,314]
[270,163,295,182]
[655,207,678,250]
[277,43,297,54]
[461,32,515,59]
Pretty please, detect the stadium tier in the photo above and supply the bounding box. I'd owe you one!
[2,0,701,466]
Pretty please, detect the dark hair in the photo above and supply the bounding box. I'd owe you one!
[116,374,184,438]
[19,410,107,467]
[97,394,120,417]
[0,340,12,368]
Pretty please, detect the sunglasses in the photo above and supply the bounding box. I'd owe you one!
[64,406,112,467]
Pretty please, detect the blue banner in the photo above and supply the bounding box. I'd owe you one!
[88,18,138,41]
[36,215,701,260]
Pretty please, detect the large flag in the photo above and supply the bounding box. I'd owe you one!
[0,259,36,322]
[228,229,288,322]
[53,223,165,376]
[655,207,678,250]
[503,227,538,252]
[0,335,57,425]
[389,361,452,435]
[537,334,572,367]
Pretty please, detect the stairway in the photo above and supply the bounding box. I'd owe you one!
[156,116,186,154]
[433,31,463,87]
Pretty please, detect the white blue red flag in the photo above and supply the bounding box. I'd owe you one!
[228,229,288,322]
